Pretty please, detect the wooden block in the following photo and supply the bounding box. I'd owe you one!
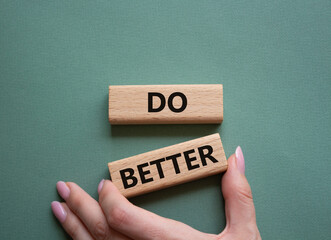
[109,84,223,124]
[108,133,227,198]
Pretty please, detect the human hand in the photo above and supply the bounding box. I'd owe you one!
[51,146,261,240]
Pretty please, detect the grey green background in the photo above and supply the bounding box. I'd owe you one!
[1,1,330,239]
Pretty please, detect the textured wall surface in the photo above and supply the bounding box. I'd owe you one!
[0,1,330,239]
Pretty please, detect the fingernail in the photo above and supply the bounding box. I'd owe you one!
[56,181,70,200]
[235,146,245,175]
[51,201,67,223]
[98,179,105,193]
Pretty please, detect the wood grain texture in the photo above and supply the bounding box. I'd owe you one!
[109,84,223,124]
[108,133,227,198]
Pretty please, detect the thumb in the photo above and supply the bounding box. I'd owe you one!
[221,146,259,234]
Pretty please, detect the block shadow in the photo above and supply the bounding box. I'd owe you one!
[110,124,221,138]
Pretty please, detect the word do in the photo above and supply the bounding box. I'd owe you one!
[148,92,187,113]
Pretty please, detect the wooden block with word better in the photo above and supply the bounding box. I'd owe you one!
[108,133,227,198]
[109,84,223,124]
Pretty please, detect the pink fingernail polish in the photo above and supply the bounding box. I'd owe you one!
[235,146,245,175]
[98,179,105,193]
[56,181,70,200]
[51,201,67,223]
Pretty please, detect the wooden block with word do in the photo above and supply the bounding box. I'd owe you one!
[109,84,223,124]
[108,133,227,198]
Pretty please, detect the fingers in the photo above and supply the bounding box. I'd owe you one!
[51,201,93,240]
[220,147,261,238]
[98,180,209,240]
[54,181,131,240]
[63,181,112,240]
